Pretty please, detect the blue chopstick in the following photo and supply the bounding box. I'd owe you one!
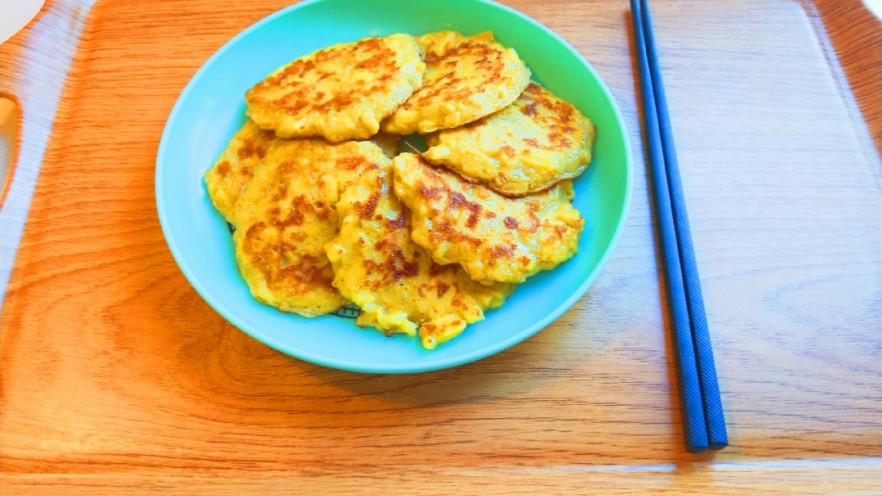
[630,0,728,452]
[629,0,707,452]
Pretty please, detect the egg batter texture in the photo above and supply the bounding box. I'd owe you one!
[233,139,390,316]
[381,31,531,135]
[245,33,425,143]
[204,120,275,223]
[423,82,595,196]
[204,30,598,350]
[392,153,584,285]
[327,168,513,349]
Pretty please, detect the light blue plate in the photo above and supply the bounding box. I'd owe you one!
[156,0,631,374]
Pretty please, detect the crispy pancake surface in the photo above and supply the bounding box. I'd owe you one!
[245,33,425,143]
[392,153,584,285]
[381,31,531,135]
[203,31,597,350]
[204,120,275,223]
[327,168,513,349]
[423,82,595,196]
[233,139,390,316]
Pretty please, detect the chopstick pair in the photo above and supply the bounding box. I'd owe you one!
[630,0,728,452]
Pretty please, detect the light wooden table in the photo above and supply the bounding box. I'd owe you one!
[1,0,880,493]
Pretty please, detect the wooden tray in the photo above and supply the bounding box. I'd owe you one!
[1,0,880,493]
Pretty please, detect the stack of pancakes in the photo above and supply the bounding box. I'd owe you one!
[204,31,595,349]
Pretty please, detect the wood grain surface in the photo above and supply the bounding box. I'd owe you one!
[1,0,880,494]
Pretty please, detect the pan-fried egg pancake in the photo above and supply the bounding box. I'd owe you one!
[204,120,274,223]
[327,169,513,349]
[381,31,531,135]
[233,139,390,316]
[423,82,595,196]
[245,33,425,143]
[392,153,584,285]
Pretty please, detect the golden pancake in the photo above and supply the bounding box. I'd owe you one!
[327,168,513,349]
[392,153,584,285]
[381,31,531,135]
[423,82,595,196]
[245,33,425,143]
[233,139,390,316]
[204,120,274,223]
